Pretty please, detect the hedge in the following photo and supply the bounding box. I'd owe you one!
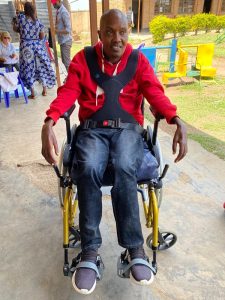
[149,14,225,43]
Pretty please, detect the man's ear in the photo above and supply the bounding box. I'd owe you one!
[98,30,102,41]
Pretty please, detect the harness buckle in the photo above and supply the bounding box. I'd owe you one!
[83,119,90,129]
[102,120,109,127]
[115,118,121,128]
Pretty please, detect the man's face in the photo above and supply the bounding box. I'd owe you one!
[98,12,128,64]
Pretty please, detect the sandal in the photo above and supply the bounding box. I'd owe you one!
[28,94,35,99]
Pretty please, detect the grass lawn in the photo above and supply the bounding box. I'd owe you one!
[166,79,225,160]
[56,42,85,58]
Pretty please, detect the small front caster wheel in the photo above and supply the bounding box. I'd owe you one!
[146,231,177,251]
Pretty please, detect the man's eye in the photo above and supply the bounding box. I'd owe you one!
[120,31,125,35]
[106,31,113,36]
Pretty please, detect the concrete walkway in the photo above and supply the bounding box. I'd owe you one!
[0,83,225,300]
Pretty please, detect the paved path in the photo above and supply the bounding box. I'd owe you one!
[0,84,225,300]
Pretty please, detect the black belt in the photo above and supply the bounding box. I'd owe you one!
[80,119,144,135]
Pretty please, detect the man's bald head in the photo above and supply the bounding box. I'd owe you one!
[100,9,128,30]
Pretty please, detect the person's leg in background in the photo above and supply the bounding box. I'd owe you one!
[60,40,72,72]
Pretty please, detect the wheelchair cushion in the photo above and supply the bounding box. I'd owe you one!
[136,145,159,182]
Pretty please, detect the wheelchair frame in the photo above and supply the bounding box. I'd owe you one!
[53,105,177,278]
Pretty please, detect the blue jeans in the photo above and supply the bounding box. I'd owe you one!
[72,127,144,251]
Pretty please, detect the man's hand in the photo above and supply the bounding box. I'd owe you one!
[171,117,188,163]
[41,119,59,165]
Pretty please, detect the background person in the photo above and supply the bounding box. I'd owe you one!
[0,31,19,71]
[52,0,72,72]
[13,2,55,99]
[126,6,134,29]
[41,9,187,295]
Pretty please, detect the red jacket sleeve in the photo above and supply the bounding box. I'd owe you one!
[136,53,178,124]
[45,50,85,123]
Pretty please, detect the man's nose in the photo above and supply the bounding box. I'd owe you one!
[113,32,121,42]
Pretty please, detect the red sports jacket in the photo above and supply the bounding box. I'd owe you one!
[46,42,177,125]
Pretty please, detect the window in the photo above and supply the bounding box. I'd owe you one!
[222,0,225,11]
[178,0,195,14]
[154,0,172,14]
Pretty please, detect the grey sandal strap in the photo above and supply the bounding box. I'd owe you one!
[122,258,154,275]
[76,261,101,279]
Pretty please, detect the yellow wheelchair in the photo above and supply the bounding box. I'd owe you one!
[53,104,177,278]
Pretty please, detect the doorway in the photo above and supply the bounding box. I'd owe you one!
[132,0,142,32]
[203,0,212,13]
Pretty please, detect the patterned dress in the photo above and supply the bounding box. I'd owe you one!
[16,14,55,89]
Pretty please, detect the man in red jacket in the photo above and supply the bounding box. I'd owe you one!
[42,9,187,295]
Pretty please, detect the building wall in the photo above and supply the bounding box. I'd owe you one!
[71,0,129,37]
[141,0,225,31]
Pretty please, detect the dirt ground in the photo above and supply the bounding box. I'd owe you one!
[0,59,225,300]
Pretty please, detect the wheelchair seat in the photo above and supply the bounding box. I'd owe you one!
[57,104,165,206]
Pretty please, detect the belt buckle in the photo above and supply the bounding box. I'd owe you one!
[101,119,121,128]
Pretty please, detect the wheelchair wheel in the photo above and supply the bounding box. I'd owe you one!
[146,125,164,208]
[63,184,80,247]
[58,139,68,207]
[155,138,164,208]
[146,231,177,251]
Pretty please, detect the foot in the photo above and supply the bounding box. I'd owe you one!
[128,247,154,285]
[72,249,99,295]
[42,87,47,96]
[29,87,35,99]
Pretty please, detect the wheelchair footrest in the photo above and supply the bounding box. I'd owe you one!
[117,250,131,278]
[68,253,104,280]
[117,249,157,278]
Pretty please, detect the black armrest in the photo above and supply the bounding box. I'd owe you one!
[149,106,165,121]
[60,104,76,120]
[149,106,164,146]
[60,104,76,144]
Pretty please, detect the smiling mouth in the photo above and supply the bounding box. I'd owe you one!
[111,44,122,51]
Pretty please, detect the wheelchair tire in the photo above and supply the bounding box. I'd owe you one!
[146,231,177,251]
[58,138,68,207]
[146,125,164,208]
[58,124,77,207]
[156,138,164,208]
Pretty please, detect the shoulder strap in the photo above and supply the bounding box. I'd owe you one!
[84,46,139,88]
[84,46,108,86]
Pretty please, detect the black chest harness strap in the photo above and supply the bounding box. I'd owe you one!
[81,46,144,135]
